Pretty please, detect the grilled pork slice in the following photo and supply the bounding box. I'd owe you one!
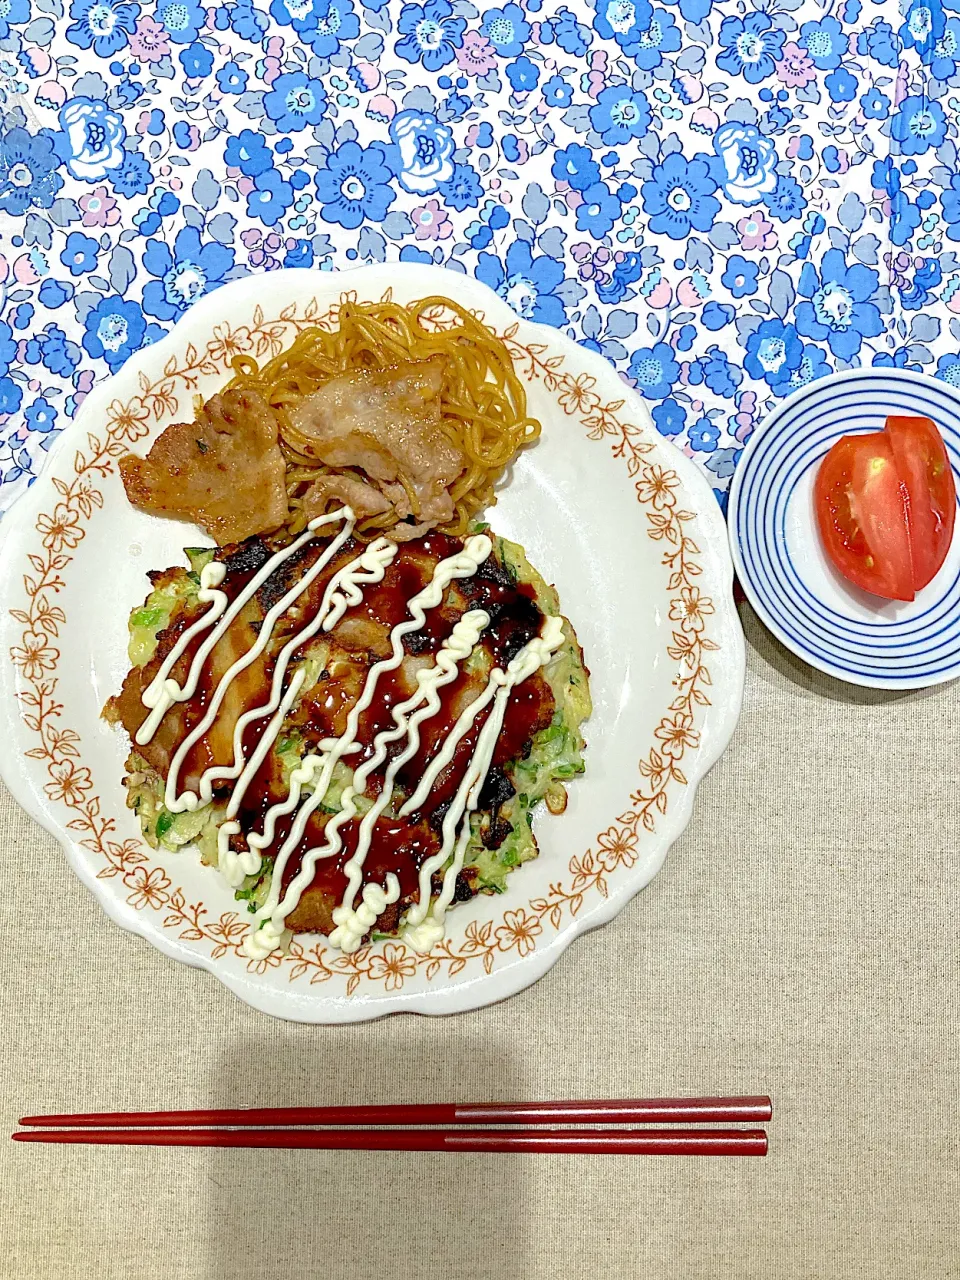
[292,360,465,536]
[119,387,288,544]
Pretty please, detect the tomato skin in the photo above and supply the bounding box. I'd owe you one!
[814,433,915,601]
[885,416,957,590]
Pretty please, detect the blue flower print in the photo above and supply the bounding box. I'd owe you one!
[667,0,711,25]
[0,379,23,415]
[4,0,957,518]
[550,6,591,55]
[543,75,572,107]
[246,170,295,225]
[179,41,213,77]
[269,0,318,32]
[82,296,146,372]
[941,172,960,241]
[687,346,742,396]
[172,121,197,149]
[576,181,622,238]
[640,153,720,240]
[931,16,960,78]
[0,323,16,377]
[24,398,58,433]
[60,231,99,276]
[689,417,720,452]
[795,249,882,360]
[315,141,396,228]
[38,280,74,309]
[899,0,944,58]
[874,348,923,373]
[716,13,785,83]
[551,143,600,191]
[284,240,314,268]
[857,18,899,66]
[627,341,680,399]
[476,240,570,327]
[891,96,947,156]
[631,8,680,69]
[438,163,483,211]
[396,0,465,70]
[109,148,152,197]
[936,353,960,387]
[721,254,759,298]
[142,226,235,320]
[784,344,830,393]
[713,121,777,207]
[53,98,126,183]
[506,55,540,91]
[264,72,328,133]
[764,174,807,222]
[34,325,80,376]
[799,16,846,70]
[593,0,654,53]
[225,129,273,177]
[0,0,28,38]
[65,0,140,56]
[231,0,268,37]
[653,398,686,436]
[389,110,454,195]
[743,319,803,389]
[873,158,921,247]
[216,61,248,94]
[305,0,360,56]
[480,3,530,55]
[589,85,651,146]
[825,67,858,101]
[899,257,942,311]
[860,88,889,120]
[155,0,205,42]
[0,126,63,215]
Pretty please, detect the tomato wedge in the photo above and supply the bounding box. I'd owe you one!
[814,432,915,601]
[885,416,957,590]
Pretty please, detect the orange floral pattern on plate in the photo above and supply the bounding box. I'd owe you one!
[8,294,715,996]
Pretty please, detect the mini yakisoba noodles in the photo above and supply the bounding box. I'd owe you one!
[221,296,541,540]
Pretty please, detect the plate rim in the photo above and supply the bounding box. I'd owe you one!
[728,366,960,692]
[0,263,745,1020]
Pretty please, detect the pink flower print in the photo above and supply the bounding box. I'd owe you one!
[36,81,66,110]
[776,42,816,87]
[737,212,777,251]
[456,30,497,76]
[79,187,119,228]
[260,55,282,85]
[129,15,170,63]
[412,199,452,240]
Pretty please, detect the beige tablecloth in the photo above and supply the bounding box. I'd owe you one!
[2,602,958,1280]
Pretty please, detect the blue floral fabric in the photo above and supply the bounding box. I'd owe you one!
[1,0,958,514]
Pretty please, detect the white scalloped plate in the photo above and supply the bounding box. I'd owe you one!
[0,265,743,1022]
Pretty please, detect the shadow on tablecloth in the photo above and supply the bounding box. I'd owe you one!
[204,1028,525,1280]
[738,601,946,708]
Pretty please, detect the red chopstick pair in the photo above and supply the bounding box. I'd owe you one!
[13,1096,771,1156]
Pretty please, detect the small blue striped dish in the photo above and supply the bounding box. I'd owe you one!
[728,369,960,690]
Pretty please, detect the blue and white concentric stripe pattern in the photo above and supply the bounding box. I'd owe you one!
[730,370,960,689]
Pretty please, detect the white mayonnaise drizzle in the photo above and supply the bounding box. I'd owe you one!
[402,615,565,953]
[214,539,398,888]
[326,608,491,953]
[136,507,351,747]
[162,516,364,814]
[241,534,493,960]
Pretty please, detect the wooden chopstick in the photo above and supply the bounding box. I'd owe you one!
[12,1127,768,1155]
[17,1096,773,1129]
